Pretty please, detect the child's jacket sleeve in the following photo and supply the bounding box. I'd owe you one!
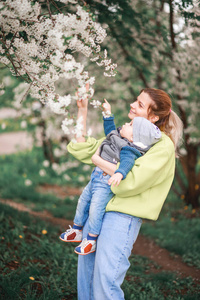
[103,116,116,136]
[115,146,142,179]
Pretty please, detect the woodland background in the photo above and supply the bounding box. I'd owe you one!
[0,0,200,299]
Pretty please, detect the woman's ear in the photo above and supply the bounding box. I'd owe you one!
[149,114,159,123]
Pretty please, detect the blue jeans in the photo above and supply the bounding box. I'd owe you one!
[74,167,114,235]
[77,211,142,300]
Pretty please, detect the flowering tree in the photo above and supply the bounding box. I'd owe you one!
[86,0,200,208]
[167,0,200,208]
[0,0,116,137]
[1,0,200,207]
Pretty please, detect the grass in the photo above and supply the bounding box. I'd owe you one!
[0,203,78,300]
[0,146,200,278]
[0,117,36,134]
[1,203,200,300]
[141,193,200,269]
[0,146,92,219]
[123,255,200,300]
[141,214,200,269]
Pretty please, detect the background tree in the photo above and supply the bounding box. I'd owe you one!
[84,0,200,208]
[1,0,200,207]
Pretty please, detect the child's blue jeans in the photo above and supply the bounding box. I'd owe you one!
[74,167,114,235]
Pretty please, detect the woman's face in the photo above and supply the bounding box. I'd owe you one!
[128,91,157,123]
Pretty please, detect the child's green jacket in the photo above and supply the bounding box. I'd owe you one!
[67,132,175,221]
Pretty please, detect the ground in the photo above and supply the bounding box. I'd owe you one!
[1,196,200,282]
[0,114,200,285]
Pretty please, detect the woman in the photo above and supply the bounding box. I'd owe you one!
[67,88,183,300]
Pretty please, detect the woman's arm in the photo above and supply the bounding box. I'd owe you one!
[75,83,89,143]
[91,150,117,176]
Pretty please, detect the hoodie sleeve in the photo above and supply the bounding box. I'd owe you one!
[103,115,116,136]
[67,137,105,165]
[115,146,142,179]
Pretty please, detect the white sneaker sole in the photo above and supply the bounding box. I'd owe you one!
[74,249,96,255]
[59,236,82,243]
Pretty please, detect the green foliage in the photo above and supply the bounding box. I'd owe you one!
[1,146,200,270]
[141,192,200,269]
[0,203,77,299]
[0,66,17,108]
[142,215,200,269]
[1,203,199,300]
[0,146,92,218]
[122,255,199,299]
[0,118,36,133]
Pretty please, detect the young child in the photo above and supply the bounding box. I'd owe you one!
[59,100,161,255]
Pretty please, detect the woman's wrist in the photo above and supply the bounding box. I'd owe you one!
[76,136,86,143]
[78,107,88,113]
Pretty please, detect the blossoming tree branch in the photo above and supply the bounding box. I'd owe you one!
[0,0,117,136]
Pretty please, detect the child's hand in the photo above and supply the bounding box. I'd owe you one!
[76,83,89,109]
[102,99,111,115]
[108,172,123,186]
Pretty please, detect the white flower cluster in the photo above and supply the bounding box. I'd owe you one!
[0,0,117,136]
[49,95,71,115]
[91,49,117,77]
[90,100,102,108]
[0,82,5,96]
[102,110,112,118]
[72,116,84,138]
[61,118,74,135]
[51,160,80,175]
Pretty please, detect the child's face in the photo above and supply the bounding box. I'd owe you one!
[120,121,133,142]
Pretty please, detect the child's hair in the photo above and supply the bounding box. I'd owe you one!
[140,88,183,156]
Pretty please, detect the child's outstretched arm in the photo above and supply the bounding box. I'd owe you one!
[75,83,89,143]
[102,99,116,135]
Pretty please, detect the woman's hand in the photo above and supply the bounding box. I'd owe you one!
[102,99,111,115]
[108,172,123,186]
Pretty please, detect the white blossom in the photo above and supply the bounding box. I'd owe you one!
[72,116,84,137]
[39,169,46,177]
[83,165,91,171]
[21,120,27,128]
[52,163,59,171]
[1,123,6,130]
[0,0,117,137]
[63,174,71,181]
[90,100,101,108]
[87,128,92,137]
[78,175,85,182]
[102,110,112,118]
[25,179,32,186]
[43,160,50,167]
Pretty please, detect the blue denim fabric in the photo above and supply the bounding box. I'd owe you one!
[77,212,142,300]
[74,167,114,235]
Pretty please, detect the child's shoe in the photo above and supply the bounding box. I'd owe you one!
[74,238,96,255]
[59,225,82,242]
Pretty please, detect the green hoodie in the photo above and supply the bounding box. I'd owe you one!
[67,132,175,221]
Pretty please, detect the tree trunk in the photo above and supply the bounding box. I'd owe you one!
[169,0,200,208]
[183,145,199,208]
[40,120,58,164]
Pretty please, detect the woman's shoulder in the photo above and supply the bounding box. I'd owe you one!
[151,132,175,156]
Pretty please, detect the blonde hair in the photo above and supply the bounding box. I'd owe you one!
[141,88,183,156]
